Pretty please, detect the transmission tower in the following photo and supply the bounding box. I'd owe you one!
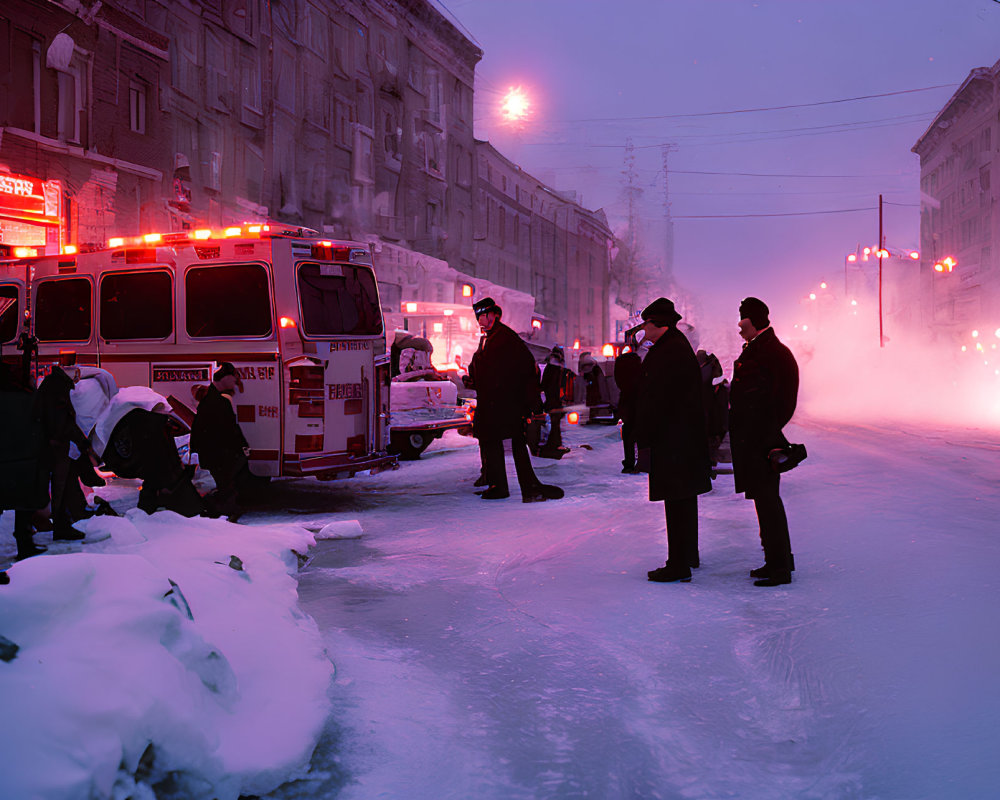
[661,144,676,284]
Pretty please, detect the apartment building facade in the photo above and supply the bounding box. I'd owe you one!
[912,59,1000,335]
[475,140,613,346]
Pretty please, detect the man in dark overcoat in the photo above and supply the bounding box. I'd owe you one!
[635,298,712,583]
[614,349,642,473]
[190,362,256,518]
[729,297,799,587]
[470,297,562,502]
[34,364,97,541]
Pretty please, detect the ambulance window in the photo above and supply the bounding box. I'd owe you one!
[0,285,18,343]
[100,271,173,340]
[35,279,92,341]
[186,264,272,337]
[297,262,383,336]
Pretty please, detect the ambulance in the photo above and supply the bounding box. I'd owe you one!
[0,223,396,480]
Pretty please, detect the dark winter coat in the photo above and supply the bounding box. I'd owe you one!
[0,386,48,511]
[540,363,566,411]
[470,321,541,441]
[613,351,642,424]
[190,384,248,472]
[635,326,712,502]
[729,327,799,498]
[33,366,90,462]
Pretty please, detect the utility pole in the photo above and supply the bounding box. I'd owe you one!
[661,144,676,285]
[878,194,884,348]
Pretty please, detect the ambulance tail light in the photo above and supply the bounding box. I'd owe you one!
[280,316,297,329]
[346,434,366,456]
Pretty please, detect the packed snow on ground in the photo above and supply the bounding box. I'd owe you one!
[3,397,1000,798]
[0,509,333,800]
[265,419,1000,800]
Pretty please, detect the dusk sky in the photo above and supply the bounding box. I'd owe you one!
[445,0,1000,325]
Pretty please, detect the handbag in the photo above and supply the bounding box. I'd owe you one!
[768,441,807,473]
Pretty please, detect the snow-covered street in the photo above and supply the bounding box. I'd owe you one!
[264,420,1000,799]
[3,416,999,799]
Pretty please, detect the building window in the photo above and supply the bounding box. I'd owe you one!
[129,82,147,134]
[56,58,86,144]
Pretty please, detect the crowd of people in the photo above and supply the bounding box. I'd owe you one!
[3,293,800,590]
[1,355,266,575]
[463,292,800,588]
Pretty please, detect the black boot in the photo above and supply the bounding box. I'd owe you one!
[750,553,795,578]
[15,533,47,560]
[647,561,692,583]
[754,571,791,587]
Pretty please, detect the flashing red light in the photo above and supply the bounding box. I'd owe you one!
[567,411,580,424]
[909,251,920,260]
[461,284,473,298]
[280,316,297,329]
[573,340,580,350]
[847,254,857,262]
[531,319,542,329]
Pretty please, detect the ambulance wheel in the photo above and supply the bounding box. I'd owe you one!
[390,430,432,460]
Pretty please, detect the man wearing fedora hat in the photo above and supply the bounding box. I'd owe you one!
[468,297,563,502]
[635,297,712,583]
[730,297,799,587]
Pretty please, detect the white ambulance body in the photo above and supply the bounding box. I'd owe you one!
[0,224,395,480]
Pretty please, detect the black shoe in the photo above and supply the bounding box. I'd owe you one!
[479,486,510,500]
[754,572,792,587]
[647,562,692,583]
[688,556,700,569]
[0,571,8,584]
[473,474,489,488]
[52,526,86,541]
[15,542,47,560]
[537,484,564,499]
[750,554,795,579]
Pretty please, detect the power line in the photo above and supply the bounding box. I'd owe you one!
[672,207,876,219]
[564,83,957,123]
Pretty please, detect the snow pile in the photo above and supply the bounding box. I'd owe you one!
[0,511,333,800]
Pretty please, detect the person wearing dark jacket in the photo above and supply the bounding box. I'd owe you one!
[469,297,562,502]
[33,365,98,541]
[190,362,257,518]
[1,365,49,559]
[729,297,799,587]
[635,298,713,583]
[614,349,642,473]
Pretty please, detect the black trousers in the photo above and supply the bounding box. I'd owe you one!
[621,419,638,468]
[753,485,792,572]
[664,496,699,566]
[480,431,541,494]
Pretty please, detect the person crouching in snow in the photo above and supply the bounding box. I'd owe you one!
[190,362,265,519]
[635,298,712,583]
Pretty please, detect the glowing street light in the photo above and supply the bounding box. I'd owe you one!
[501,86,531,125]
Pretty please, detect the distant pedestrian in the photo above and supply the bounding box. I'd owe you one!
[536,345,570,458]
[635,298,712,583]
[469,297,562,502]
[729,297,799,587]
[614,349,642,473]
